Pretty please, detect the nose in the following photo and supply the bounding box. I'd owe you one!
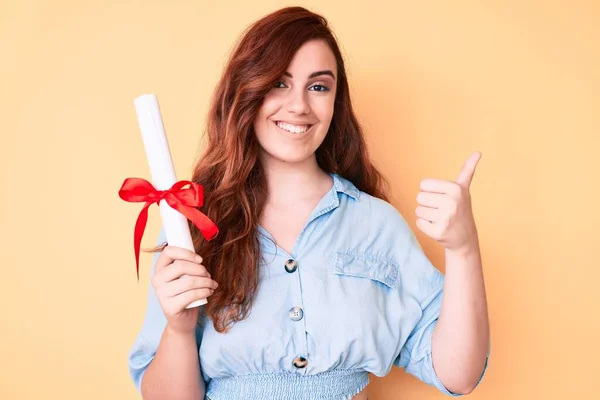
[285,87,310,115]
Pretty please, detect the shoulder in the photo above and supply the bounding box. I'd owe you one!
[360,191,406,222]
[333,176,416,264]
[352,188,413,240]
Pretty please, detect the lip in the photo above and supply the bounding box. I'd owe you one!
[272,120,315,137]
[274,120,315,127]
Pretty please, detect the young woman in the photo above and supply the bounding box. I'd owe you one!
[128,6,490,400]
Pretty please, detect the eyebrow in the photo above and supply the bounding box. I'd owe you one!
[283,70,336,80]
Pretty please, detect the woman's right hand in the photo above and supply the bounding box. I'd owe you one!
[151,246,219,335]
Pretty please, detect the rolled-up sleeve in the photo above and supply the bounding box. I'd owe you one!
[393,229,489,396]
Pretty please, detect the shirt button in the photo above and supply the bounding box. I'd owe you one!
[292,356,308,369]
[285,259,298,273]
[288,306,304,321]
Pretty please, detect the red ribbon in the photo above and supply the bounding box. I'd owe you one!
[118,177,219,279]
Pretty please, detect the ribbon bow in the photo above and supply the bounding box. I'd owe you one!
[118,177,219,279]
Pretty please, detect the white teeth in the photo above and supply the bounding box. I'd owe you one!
[275,121,311,134]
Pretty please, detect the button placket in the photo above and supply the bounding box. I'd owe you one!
[284,256,309,373]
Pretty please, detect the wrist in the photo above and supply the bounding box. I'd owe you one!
[446,240,481,261]
[165,323,196,339]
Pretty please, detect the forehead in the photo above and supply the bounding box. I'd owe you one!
[286,39,337,77]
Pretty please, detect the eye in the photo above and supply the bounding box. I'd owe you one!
[309,84,330,92]
[273,81,331,92]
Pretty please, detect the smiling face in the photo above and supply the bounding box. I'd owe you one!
[253,39,338,166]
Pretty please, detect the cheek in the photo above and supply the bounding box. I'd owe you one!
[254,99,277,129]
[311,96,335,122]
[312,102,335,136]
[259,93,279,115]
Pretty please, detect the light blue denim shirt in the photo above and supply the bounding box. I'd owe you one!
[128,173,489,399]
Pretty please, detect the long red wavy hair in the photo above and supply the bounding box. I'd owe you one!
[183,7,390,332]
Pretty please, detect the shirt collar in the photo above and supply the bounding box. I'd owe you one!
[330,173,360,201]
[257,173,360,255]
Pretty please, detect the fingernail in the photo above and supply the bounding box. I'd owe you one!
[196,255,203,262]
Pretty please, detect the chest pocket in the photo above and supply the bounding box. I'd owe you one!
[333,251,398,290]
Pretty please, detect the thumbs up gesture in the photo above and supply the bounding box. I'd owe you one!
[415,152,482,255]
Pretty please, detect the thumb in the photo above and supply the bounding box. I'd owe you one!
[456,152,482,189]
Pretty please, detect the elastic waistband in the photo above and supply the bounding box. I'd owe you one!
[206,369,369,400]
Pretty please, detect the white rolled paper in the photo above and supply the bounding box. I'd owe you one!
[134,93,206,308]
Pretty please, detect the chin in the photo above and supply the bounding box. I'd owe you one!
[260,148,315,164]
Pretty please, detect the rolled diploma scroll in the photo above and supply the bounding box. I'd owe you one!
[134,93,206,308]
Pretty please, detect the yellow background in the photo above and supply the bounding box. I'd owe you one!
[1,0,598,399]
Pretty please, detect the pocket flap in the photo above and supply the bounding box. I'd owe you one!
[333,251,398,289]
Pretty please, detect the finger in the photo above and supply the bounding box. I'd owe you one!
[155,246,203,273]
[415,205,441,223]
[416,217,436,237]
[160,260,211,282]
[420,179,458,195]
[164,276,218,297]
[416,191,445,208]
[173,288,215,310]
[456,151,482,189]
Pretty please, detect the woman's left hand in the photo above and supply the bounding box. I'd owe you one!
[415,152,482,256]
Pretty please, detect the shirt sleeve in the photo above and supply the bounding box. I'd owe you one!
[127,227,205,393]
[392,228,489,396]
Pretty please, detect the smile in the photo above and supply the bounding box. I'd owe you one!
[273,120,314,134]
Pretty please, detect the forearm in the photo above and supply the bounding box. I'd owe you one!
[432,243,490,394]
[141,325,204,400]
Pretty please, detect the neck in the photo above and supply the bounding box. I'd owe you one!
[261,154,331,207]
